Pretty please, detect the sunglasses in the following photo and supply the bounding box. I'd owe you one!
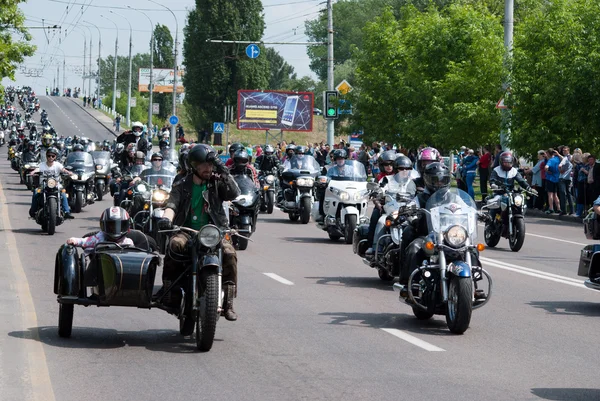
[47,154,56,158]
[151,159,162,162]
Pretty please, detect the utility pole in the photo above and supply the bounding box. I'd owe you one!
[82,38,86,96]
[501,0,514,149]
[101,15,119,116]
[88,35,92,103]
[326,0,335,146]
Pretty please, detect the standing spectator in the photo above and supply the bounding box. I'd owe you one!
[529,150,546,210]
[477,146,492,200]
[574,152,589,217]
[462,149,479,200]
[357,144,369,172]
[586,155,600,208]
[493,144,503,168]
[558,146,574,215]
[114,115,121,133]
[177,124,186,143]
[255,145,263,158]
[544,148,561,214]
[92,97,97,108]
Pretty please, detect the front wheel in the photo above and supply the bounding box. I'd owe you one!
[196,273,219,352]
[58,303,74,338]
[47,197,57,235]
[446,276,473,334]
[484,222,501,248]
[95,183,104,201]
[300,197,311,224]
[73,191,84,213]
[266,191,274,214]
[237,225,250,250]
[344,214,357,244]
[509,218,526,252]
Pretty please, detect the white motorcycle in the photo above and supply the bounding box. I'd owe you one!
[0,130,5,146]
[312,160,369,243]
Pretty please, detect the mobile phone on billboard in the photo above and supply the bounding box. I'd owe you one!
[281,95,299,127]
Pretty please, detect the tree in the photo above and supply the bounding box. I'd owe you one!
[0,0,36,90]
[183,0,270,130]
[151,24,174,120]
[352,6,505,150]
[99,53,150,96]
[265,47,296,90]
[510,0,600,156]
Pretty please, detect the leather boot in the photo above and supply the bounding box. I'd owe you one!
[224,284,237,321]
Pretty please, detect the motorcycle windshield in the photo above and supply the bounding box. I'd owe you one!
[425,188,478,242]
[162,149,179,167]
[144,170,176,191]
[65,152,95,173]
[233,174,258,196]
[326,160,368,182]
[282,155,320,175]
[385,173,417,198]
[91,151,110,165]
[128,164,148,178]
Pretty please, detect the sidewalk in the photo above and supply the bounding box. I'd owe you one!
[475,200,583,224]
[66,98,119,137]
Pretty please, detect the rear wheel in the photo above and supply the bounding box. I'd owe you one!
[446,276,473,334]
[344,215,357,244]
[484,222,500,247]
[196,273,219,352]
[300,197,311,224]
[508,218,525,252]
[378,268,394,282]
[73,191,84,213]
[328,232,341,241]
[288,213,299,222]
[47,197,57,235]
[266,192,274,214]
[58,303,74,338]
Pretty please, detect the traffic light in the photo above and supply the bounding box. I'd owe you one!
[324,90,339,119]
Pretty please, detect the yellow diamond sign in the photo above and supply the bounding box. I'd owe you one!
[335,80,353,95]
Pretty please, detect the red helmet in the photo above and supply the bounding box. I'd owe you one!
[100,207,130,241]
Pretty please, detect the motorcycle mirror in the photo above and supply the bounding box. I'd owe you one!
[367,181,379,192]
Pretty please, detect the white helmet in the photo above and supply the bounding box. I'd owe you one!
[132,121,144,136]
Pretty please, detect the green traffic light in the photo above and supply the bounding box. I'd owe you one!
[327,108,336,116]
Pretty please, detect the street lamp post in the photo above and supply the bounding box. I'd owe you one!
[110,10,133,127]
[127,6,154,133]
[101,15,119,116]
[54,47,66,95]
[149,0,178,146]
[84,21,102,107]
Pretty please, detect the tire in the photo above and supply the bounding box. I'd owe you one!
[266,192,274,214]
[344,214,357,244]
[328,232,341,241]
[509,218,526,252]
[179,278,195,336]
[412,307,434,320]
[95,183,103,201]
[58,303,74,338]
[300,197,311,224]
[73,191,84,213]
[237,225,250,250]
[445,276,473,334]
[378,268,394,282]
[484,222,500,248]
[196,273,219,352]
[47,197,57,235]
[288,213,299,222]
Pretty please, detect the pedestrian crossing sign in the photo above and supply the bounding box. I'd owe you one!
[213,122,224,133]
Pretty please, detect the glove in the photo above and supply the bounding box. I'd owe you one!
[157,218,173,230]
[529,188,538,196]
[212,157,229,176]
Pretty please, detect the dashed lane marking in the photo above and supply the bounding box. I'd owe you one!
[263,273,294,285]
[381,329,446,352]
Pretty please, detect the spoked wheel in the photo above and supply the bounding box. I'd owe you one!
[484,222,500,247]
[58,303,74,338]
[196,273,219,352]
[508,219,525,252]
[344,215,357,244]
[445,276,473,334]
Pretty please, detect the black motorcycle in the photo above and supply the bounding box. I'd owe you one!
[229,174,260,250]
[258,169,278,214]
[63,152,96,213]
[279,155,320,224]
[33,171,66,235]
[578,209,600,290]
[91,150,112,201]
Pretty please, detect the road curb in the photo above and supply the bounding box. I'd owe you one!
[66,98,117,137]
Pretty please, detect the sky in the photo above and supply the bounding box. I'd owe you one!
[3,0,323,95]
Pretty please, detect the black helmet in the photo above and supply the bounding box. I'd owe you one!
[499,151,514,172]
[151,152,163,160]
[423,162,451,193]
[378,150,396,169]
[233,149,249,166]
[188,144,217,168]
[229,142,244,155]
[72,143,84,152]
[264,144,275,155]
[295,145,306,155]
[99,206,130,241]
[178,150,190,173]
[332,148,347,160]
[46,147,59,157]
[394,155,413,170]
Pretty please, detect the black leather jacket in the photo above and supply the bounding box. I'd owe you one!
[254,154,280,173]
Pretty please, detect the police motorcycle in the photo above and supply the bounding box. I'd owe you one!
[32,171,67,235]
[391,188,493,334]
[91,151,112,201]
[354,174,418,281]
[63,151,97,213]
[578,207,600,290]
[258,169,278,214]
[480,182,535,252]
[313,160,370,243]
[279,154,320,223]
[229,173,261,250]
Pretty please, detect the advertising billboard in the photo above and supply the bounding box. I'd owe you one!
[237,90,314,131]
[138,68,185,93]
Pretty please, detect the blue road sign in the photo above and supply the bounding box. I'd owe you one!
[169,115,179,125]
[246,44,260,59]
[213,122,225,133]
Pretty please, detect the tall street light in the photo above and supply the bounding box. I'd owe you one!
[67,27,87,96]
[52,47,66,95]
[100,14,119,116]
[127,5,154,133]
[110,10,133,127]
[80,24,93,101]
[83,20,102,107]
[149,0,178,146]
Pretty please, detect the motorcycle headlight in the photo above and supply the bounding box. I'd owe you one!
[198,224,221,248]
[70,174,78,180]
[47,178,57,188]
[137,184,148,193]
[339,191,350,201]
[234,195,253,207]
[266,175,275,184]
[296,177,314,187]
[444,225,468,248]
[96,164,103,170]
[152,190,167,202]
[24,164,30,169]
[353,190,368,201]
[513,194,523,207]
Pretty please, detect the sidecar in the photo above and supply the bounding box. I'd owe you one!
[53,230,161,337]
[578,212,600,291]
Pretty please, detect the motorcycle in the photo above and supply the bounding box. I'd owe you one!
[258,169,278,214]
[229,173,261,250]
[0,129,5,146]
[112,164,148,208]
[313,160,370,243]
[91,151,112,201]
[481,183,535,252]
[279,155,320,223]
[21,160,40,190]
[578,209,600,290]
[33,171,66,235]
[53,224,229,351]
[63,152,97,213]
[391,188,493,334]
[353,176,417,281]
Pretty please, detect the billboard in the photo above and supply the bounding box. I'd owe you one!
[138,68,185,93]
[237,90,313,131]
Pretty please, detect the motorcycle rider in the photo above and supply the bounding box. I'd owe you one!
[254,144,280,173]
[282,144,296,163]
[40,133,54,163]
[315,149,355,223]
[131,122,149,155]
[414,147,441,190]
[22,140,39,162]
[230,149,259,187]
[288,146,312,169]
[28,147,74,219]
[175,150,191,184]
[157,144,241,321]
[115,151,147,206]
[225,142,245,167]
[116,122,143,148]
[132,152,172,184]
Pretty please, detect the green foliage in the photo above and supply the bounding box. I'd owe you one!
[98,53,150,96]
[511,0,600,156]
[183,0,270,130]
[265,47,296,89]
[352,5,504,150]
[0,0,36,82]
[152,24,174,68]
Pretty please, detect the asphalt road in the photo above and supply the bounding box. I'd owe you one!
[1,97,599,401]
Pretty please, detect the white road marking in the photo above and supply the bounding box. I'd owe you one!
[263,273,294,285]
[480,256,588,289]
[381,329,445,352]
[525,232,587,246]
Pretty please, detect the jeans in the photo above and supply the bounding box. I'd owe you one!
[465,171,476,200]
[31,191,70,214]
[479,167,489,199]
[366,207,382,247]
[558,178,574,213]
